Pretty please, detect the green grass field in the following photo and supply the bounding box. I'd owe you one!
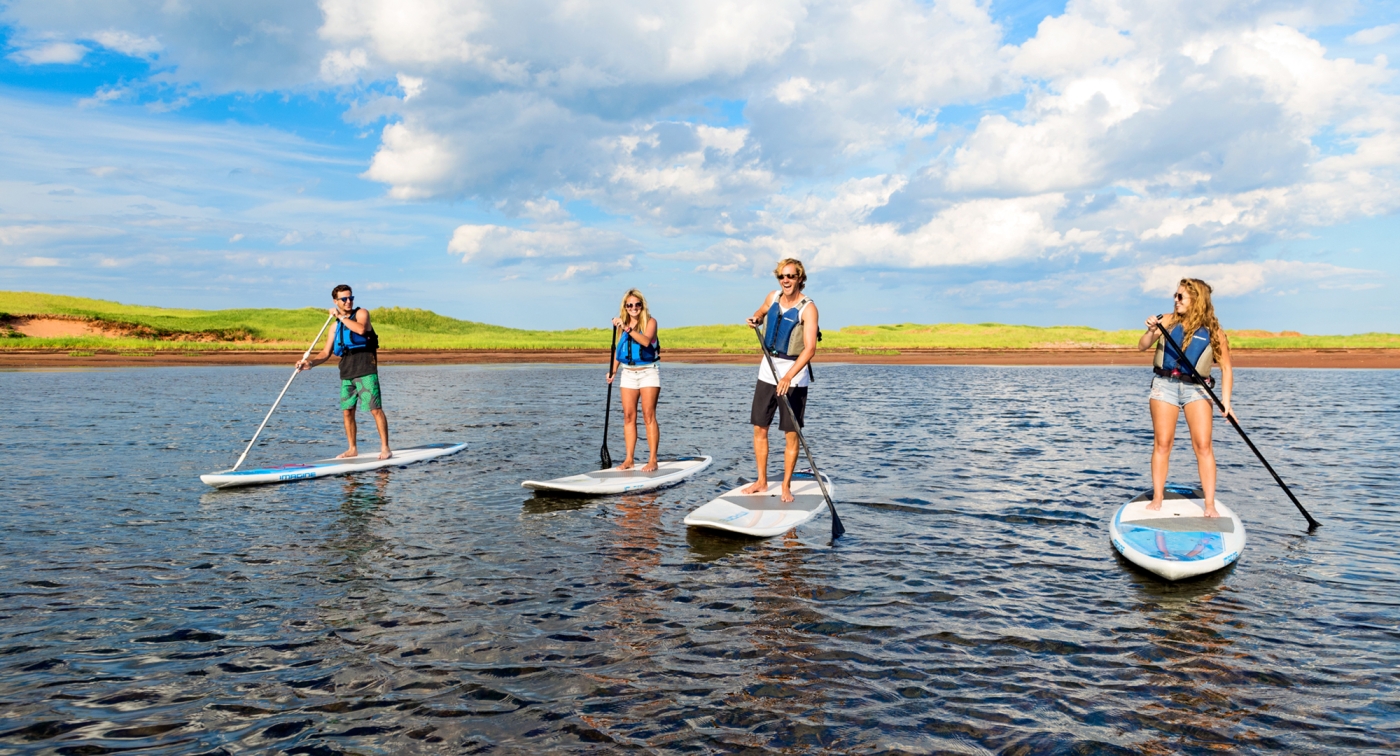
[2,291,1396,352]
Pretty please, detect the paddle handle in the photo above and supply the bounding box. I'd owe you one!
[1153,320,1319,529]
[229,313,336,472]
[751,325,845,539]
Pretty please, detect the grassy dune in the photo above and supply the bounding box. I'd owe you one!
[2,291,1396,352]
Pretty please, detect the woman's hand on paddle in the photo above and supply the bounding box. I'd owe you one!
[611,316,630,333]
[1144,314,1162,330]
[606,371,615,384]
[1220,400,1236,421]
[296,358,312,371]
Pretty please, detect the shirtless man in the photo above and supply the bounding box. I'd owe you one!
[743,258,819,502]
[297,285,392,460]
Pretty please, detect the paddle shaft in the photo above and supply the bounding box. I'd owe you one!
[229,313,336,472]
[1153,320,1319,529]
[600,326,617,469]
[751,324,845,539]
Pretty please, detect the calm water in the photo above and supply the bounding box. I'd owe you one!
[1,364,1397,754]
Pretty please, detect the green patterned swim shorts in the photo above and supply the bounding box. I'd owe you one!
[339,373,382,412]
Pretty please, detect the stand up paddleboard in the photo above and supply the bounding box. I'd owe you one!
[522,456,712,495]
[1109,486,1246,581]
[683,470,834,537]
[201,442,467,489]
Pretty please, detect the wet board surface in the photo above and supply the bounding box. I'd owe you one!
[1109,486,1247,581]
[201,442,467,489]
[521,456,712,495]
[683,471,835,538]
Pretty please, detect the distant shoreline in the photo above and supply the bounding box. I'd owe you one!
[4,347,1398,369]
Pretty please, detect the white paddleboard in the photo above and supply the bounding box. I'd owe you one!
[683,471,834,537]
[201,442,467,489]
[521,456,712,495]
[1109,486,1246,581]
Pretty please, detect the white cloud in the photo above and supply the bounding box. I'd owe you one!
[91,29,161,57]
[1140,260,1377,298]
[1345,24,1397,45]
[9,42,86,64]
[19,256,65,267]
[447,221,639,267]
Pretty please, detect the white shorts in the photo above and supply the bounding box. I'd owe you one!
[619,364,660,390]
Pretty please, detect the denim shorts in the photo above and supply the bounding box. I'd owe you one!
[1149,375,1210,407]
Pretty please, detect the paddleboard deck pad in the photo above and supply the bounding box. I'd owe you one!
[1109,486,1246,581]
[201,442,467,489]
[521,456,712,495]
[683,471,835,537]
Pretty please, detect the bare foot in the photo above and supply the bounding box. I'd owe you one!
[378,448,392,461]
[780,486,794,503]
[740,480,767,494]
[1146,498,1163,511]
[336,449,359,459]
[1202,503,1219,518]
[641,460,658,472]
[618,459,635,470]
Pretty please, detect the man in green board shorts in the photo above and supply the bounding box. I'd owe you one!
[297,284,392,460]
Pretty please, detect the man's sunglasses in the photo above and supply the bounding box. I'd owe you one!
[777,273,799,280]
[336,296,355,303]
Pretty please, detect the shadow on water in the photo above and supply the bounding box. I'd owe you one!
[521,493,598,515]
[685,525,762,562]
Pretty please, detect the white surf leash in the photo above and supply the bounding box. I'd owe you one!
[223,312,336,473]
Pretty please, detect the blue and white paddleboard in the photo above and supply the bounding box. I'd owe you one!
[1109,486,1246,581]
[683,470,834,538]
[522,456,712,495]
[201,442,467,489]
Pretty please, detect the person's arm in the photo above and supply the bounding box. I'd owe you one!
[298,319,338,370]
[1216,330,1234,419]
[776,303,819,395]
[339,308,371,335]
[745,293,776,328]
[1138,314,1164,350]
[638,316,658,345]
[608,317,622,383]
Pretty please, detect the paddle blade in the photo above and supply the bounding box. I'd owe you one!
[600,445,612,470]
[830,510,846,539]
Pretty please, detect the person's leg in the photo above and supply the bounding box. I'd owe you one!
[1182,397,1218,517]
[777,386,808,503]
[640,385,660,472]
[1148,398,1179,509]
[339,409,359,458]
[743,382,777,494]
[780,431,800,502]
[619,386,639,469]
[370,408,391,460]
[742,425,769,494]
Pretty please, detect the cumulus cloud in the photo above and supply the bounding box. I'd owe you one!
[1,0,1398,318]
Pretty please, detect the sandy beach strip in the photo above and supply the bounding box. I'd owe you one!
[4,347,1399,369]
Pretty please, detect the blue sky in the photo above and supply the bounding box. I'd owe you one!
[2,0,1398,333]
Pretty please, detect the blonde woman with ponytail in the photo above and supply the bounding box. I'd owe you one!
[1137,278,1235,517]
[606,289,661,471]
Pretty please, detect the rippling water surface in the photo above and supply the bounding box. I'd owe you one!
[2,364,1398,754]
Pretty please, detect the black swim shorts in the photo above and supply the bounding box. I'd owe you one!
[750,380,807,432]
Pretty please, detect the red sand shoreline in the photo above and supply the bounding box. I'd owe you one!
[3,347,1398,369]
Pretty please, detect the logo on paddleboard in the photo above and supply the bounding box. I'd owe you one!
[278,472,317,481]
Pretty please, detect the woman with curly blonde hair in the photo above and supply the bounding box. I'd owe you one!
[606,289,661,471]
[1137,278,1235,517]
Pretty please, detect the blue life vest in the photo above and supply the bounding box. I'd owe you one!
[332,308,377,356]
[615,328,660,366]
[763,294,813,359]
[1154,324,1214,383]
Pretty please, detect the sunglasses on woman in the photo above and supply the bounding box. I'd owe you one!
[1174,293,1186,302]
[625,302,643,309]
